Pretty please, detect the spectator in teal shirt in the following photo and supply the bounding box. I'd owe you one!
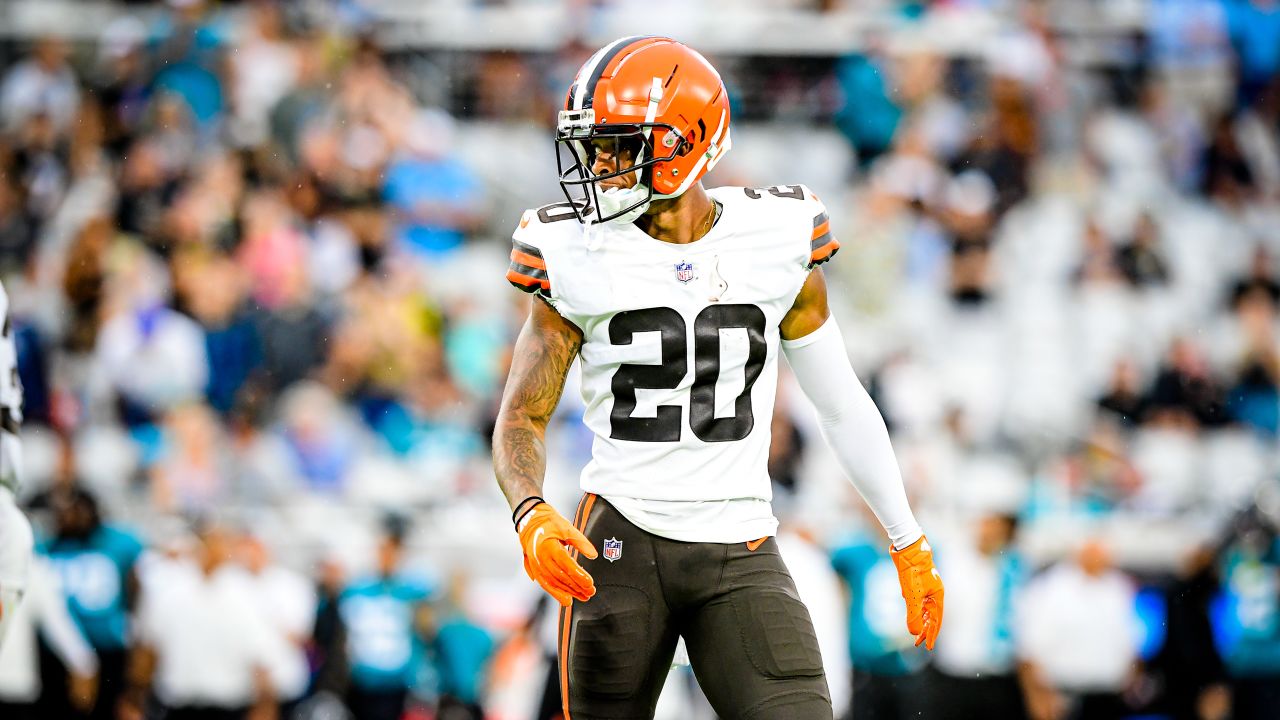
[1215,518,1280,719]
[339,519,434,720]
[427,573,495,720]
[834,53,903,166]
[831,528,928,720]
[40,486,143,720]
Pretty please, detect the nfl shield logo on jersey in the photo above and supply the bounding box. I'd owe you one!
[675,262,696,284]
[603,537,623,562]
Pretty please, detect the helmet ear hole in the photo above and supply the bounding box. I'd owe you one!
[658,130,694,158]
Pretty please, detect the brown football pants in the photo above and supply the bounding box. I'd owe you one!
[557,494,833,720]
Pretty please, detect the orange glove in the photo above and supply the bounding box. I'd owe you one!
[516,501,598,606]
[890,535,944,650]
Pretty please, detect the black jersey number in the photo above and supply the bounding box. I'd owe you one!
[609,308,687,443]
[608,304,767,443]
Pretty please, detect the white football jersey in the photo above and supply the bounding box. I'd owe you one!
[506,185,838,542]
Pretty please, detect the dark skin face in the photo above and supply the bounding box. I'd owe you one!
[53,495,95,540]
[589,137,720,247]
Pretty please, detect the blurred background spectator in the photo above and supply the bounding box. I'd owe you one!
[126,519,279,720]
[1015,539,1143,720]
[928,511,1026,720]
[36,485,141,720]
[338,517,433,720]
[0,557,98,720]
[0,0,1278,718]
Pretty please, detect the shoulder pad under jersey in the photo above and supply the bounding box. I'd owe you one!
[716,184,840,269]
[504,201,586,297]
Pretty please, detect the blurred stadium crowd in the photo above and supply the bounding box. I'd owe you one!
[1,0,1280,719]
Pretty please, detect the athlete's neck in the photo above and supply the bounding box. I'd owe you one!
[634,184,716,245]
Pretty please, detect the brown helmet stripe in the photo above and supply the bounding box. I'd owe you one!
[569,36,663,110]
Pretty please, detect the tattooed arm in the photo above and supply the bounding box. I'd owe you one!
[493,297,583,512]
[495,297,597,605]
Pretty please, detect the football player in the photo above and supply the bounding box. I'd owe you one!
[493,37,944,719]
[0,281,30,648]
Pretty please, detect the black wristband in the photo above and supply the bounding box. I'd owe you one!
[512,496,545,527]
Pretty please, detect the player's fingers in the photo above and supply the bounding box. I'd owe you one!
[915,617,937,651]
[913,594,942,650]
[536,547,587,593]
[564,525,598,560]
[541,562,593,604]
[543,533,593,575]
[923,619,939,651]
[925,593,944,648]
[528,543,582,599]
[537,540,594,591]
[545,547,596,597]
[534,572,574,607]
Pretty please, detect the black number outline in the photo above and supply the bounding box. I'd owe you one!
[536,201,585,224]
[690,304,767,442]
[743,185,805,200]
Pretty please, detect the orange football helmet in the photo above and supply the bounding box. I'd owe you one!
[557,36,732,223]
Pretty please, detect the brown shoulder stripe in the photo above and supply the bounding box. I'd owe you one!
[508,238,551,295]
[513,239,545,261]
[811,212,831,246]
[506,262,550,294]
[811,229,834,253]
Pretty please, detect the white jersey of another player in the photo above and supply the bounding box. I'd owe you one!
[0,281,29,646]
[506,184,838,543]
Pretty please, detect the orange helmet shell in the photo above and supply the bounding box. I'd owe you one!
[564,37,732,197]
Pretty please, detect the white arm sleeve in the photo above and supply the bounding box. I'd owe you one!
[782,317,923,550]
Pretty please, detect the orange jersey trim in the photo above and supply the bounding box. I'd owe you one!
[510,249,546,270]
[811,220,830,241]
[505,268,550,291]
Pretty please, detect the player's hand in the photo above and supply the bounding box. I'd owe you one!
[516,502,598,606]
[890,535,944,650]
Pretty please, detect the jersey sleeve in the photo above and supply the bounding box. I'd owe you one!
[805,190,840,269]
[505,210,552,298]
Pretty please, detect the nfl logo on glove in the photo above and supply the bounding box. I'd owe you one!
[675,262,695,283]
[603,537,623,562]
